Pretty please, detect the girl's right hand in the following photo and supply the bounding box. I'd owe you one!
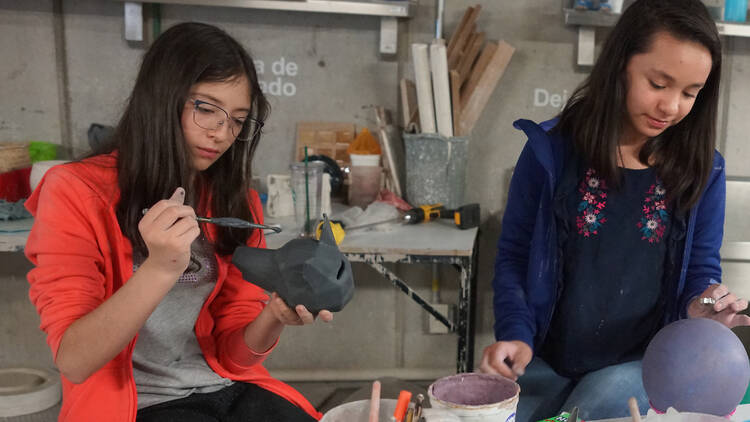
[479,340,533,381]
[138,187,201,278]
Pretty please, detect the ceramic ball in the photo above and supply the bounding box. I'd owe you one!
[642,318,750,416]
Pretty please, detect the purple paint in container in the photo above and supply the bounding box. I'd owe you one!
[428,373,520,422]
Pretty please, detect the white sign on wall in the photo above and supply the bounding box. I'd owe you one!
[533,88,570,110]
[254,57,298,97]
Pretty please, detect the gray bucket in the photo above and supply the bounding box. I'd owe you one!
[403,133,468,209]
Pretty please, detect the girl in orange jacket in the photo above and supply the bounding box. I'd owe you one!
[25,22,329,422]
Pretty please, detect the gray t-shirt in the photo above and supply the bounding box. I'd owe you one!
[132,237,233,409]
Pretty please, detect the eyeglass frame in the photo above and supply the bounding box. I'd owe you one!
[188,98,264,142]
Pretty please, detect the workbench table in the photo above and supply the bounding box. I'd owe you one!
[265,215,480,373]
[0,213,480,372]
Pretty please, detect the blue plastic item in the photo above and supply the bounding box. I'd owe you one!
[725,0,748,22]
[573,0,611,11]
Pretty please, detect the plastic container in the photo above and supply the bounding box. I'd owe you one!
[427,373,520,422]
[350,153,381,167]
[403,133,468,209]
[348,166,382,208]
[321,398,460,422]
[290,161,325,237]
[725,0,748,22]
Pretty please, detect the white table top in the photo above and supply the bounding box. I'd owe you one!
[0,213,479,258]
[265,214,478,258]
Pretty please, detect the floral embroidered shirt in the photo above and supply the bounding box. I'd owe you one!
[541,166,671,378]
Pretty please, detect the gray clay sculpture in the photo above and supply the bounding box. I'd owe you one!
[232,216,354,314]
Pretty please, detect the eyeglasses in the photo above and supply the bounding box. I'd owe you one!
[189,98,263,142]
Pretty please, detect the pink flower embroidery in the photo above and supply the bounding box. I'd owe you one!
[576,168,608,236]
[639,181,669,243]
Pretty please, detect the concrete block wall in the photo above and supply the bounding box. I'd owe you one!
[1,0,749,377]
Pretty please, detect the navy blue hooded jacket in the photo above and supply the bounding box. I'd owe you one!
[493,118,725,352]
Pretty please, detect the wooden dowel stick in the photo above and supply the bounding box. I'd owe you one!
[369,380,381,422]
[628,396,642,422]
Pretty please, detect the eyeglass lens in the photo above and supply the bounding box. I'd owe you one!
[192,100,260,141]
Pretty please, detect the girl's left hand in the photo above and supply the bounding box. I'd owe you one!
[688,284,750,328]
[267,292,334,325]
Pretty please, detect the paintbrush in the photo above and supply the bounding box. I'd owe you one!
[141,208,281,232]
[405,407,414,422]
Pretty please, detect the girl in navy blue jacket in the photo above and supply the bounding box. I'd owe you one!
[481,0,750,420]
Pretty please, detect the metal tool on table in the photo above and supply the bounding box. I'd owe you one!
[141,208,281,232]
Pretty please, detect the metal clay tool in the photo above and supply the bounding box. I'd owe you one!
[141,208,281,232]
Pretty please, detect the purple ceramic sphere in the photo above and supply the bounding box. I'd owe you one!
[642,318,750,416]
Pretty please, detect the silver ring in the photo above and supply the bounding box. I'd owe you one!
[699,297,716,305]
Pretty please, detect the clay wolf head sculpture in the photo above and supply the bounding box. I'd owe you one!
[232,215,354,314]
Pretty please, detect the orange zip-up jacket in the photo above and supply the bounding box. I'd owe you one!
[24,153,321,421]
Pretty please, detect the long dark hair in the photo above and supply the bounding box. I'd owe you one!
[555,0,721,211]
[96,22,270,257]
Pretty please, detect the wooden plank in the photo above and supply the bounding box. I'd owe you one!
[448,24,476,70]
[411,43,436,134]
[399,79,419,133]
[460,41,497,108]
[447,5,481,69]
[430,41,453,137]
[446,6,474,57]
[450,69,462,137]
[458,40,515,136]
[377,124,405,197]
[456,31,484,87]
[399,79,413,127]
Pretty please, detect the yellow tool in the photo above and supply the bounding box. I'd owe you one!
[403,204,444,224]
